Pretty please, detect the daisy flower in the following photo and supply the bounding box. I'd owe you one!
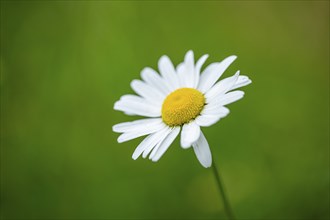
[113,51,251,168]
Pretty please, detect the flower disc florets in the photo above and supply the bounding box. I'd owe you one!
[162,88,205,126]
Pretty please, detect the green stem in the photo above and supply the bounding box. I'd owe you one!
[212,160,235,220]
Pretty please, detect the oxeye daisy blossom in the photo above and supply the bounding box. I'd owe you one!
[113,50,251,168]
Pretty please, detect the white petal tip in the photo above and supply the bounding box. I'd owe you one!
[180,139,191,149]
[112,126,119,133]
[185,50,194,58]
[117,138,124,143]
[113,101,121,110]
[241,75,252,83]
[159,55,169,63]
[202,163,212,168]
[181,143,192,149]
[236,91,245,97]
[129,80,136,87]
[117,134,127,143]
[200,158,212,168]
[222,55,237,64]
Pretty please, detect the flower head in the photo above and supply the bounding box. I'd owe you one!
[113,51,251,168]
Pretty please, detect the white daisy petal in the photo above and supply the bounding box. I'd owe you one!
[205,71,240,102]
[114,98,160,117]
[141,67,171,95]
[180,121,201,149]
[119,94,156,104]
[177,62,188,87]
[119,94,162,111]
[123,111,136,116]
[193,131,212,168]
[200,106,230,117]
[113,118,162,133]
[119,94,144,102]
[132,134,154,160]
[184,50,195,88]
[132,127,169,160]
[197,63,220,93]
[117,122,166,143]
[143,127,171,159]
[203,99,230,112]
[216,91,245,106]
[198,62,219,88]
[195,113,226,127]
[230,75,252,90]
[151,127,181,162]
[130,79,165,104]
[198,55,237,93]
[194,54,209,88]
[158,55,180,90]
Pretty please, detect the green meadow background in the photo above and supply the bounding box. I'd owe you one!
[1,1,329,219]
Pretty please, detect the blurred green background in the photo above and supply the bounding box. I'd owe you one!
[1,1,329,219]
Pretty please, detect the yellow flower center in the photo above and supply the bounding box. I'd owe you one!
[161,88,205,126]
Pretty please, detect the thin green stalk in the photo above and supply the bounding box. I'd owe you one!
[212,160,235,220]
